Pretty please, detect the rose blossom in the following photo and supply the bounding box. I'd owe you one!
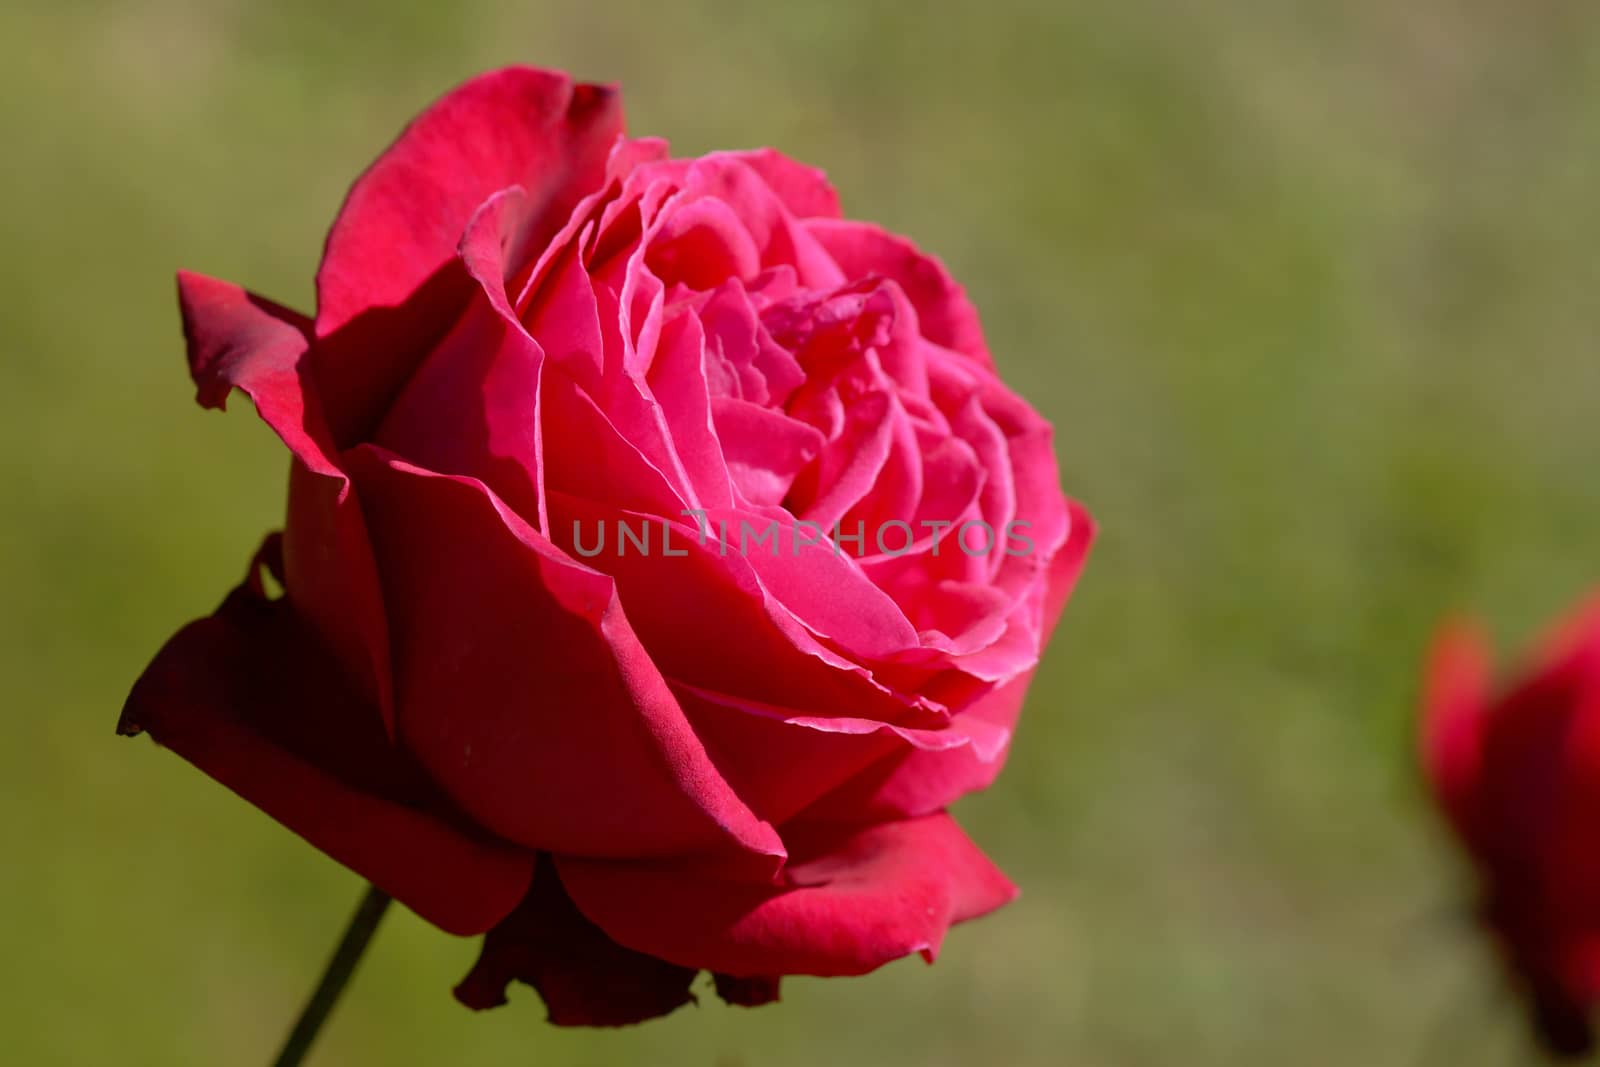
[1422,594,1600,1057]
[121,66,1094,1025]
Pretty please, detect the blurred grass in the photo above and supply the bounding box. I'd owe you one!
[4,0,1600,1063]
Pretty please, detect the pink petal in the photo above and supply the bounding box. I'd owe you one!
[692,505,922,658]
[643,310,737,509]
[669,156,845,288]
[711,396,825,507]
[802,500,1096,819]
[808,218,991,366]
[727,148,842,220]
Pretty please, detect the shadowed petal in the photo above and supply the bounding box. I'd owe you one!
[312,67,624,442]
[119,537,533,936]
[177,269,395,733]
[455,862,697,1025]
[346,446,785,871]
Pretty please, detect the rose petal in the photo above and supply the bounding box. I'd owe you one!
[118,538,533,936]
[455,862,697,1026]
[315,68,621,335]
[693,505,922,659]
[807,218,991,366]
[346,447,784,872]
[791,390,896,529]
[178,271,316,444]
[670,156,845,289]
[801,501,1096,820]
[313,68,623,440]
[177,270,395,732]
[670,682,902,826]
[556,813,1017,977]
[643,310,737,509]
[543,494,930,723]
[540,360,691,515]
[728,148,841,220]
[374,187,549,528]
[711,397,825,508]
[646,195,762,289]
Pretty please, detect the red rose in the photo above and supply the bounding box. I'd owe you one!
[1421,595,1600,1057]
[122,66,1094,1025]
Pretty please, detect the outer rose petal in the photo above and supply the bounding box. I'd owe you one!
[313,67,624,442]
[456,864,787,1025]
[454,863,697,1025]
[555,814,1017,977]
[345,447,784,871]
[177,271,395,732]
[118,538,534,936]
[178,270,315,434]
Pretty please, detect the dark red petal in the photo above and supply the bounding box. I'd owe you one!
[312,68,624,441]
[455,863,697,1026]
[556,814,1017,978]
[177,269,395,732]
[283,461,397,734]
[712,972,781,1007]
[119,541,533,936]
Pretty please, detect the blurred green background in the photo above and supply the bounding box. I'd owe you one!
[5,1,1600,1063]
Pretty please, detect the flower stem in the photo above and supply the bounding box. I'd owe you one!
[270,885,392,1067]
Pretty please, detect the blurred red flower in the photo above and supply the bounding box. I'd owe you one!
[1422,595,1600,1057]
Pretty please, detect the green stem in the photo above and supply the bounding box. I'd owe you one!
[269,885,392,1067]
